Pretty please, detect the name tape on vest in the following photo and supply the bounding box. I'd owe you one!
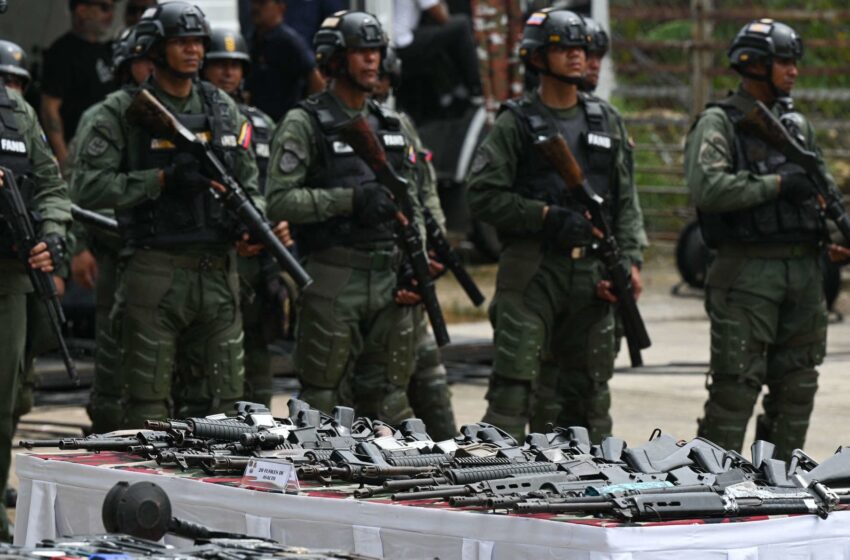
[332,141,354,155]
[1,138,26,154]
[382,134,405,148]
[587,133,612,150]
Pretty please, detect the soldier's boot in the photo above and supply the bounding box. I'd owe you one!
[242,328,273,408]
[757,368,818,461]
[697,375,761,452]
[529,361,560,433]
[482,375,530,442]
[408,340,457,440]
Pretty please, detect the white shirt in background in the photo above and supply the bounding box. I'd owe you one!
[393,0,440,48]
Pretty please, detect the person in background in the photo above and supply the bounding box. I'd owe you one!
[40,0,116,170]
[203,28,281,408]
[393,0,482,104]
[124,0,157,28]
[246,0,324,121]
[285,0,348,48]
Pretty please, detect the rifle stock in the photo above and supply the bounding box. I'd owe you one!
[0,167,78,382]
[339,115,450,347]
[535,135,651,367]
[126,89,312,289]
[423,208,485,307]
[739,100,850,245]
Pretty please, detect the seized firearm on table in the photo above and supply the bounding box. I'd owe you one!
[339,116,450,346]
[125,89,312,289]
[423,208,485,307]
[0,166,78,382]
[536,135,651,367]
[739,99,850,245]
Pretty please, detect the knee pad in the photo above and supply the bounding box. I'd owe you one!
[492,296,545,382]
[295,301,352,390]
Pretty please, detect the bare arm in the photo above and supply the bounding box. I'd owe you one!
[426,2,450,24]
[306,68,326,95]
[40,94,68,168]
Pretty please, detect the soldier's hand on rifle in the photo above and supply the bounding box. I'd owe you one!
[428,253,445,279]
[53,275,66,297]
[72,249,99,289]
[595,280,617,303]
[542,205,596,250]
[28,234,64,274]
[631,265,643,301]
[353,182,396,225]
[779,171,817,203]
[272,221,293,247]
[236,232,264,257]
[394,260,423,305]
[163,153,214,192]
[828,244,850,263]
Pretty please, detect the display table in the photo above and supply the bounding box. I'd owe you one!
[15,452,850,559]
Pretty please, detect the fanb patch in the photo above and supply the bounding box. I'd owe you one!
[87,136,109,157]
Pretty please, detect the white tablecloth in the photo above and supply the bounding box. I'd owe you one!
[15,453,850,559]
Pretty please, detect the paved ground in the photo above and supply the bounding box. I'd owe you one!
[9,248,850,525]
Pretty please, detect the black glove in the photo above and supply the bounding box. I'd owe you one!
[393,259,420,305]
[163,153,212,192]
[41,233,66,264]
[779,172,817,204]
[353,182,396,226]
[542,205,594,249]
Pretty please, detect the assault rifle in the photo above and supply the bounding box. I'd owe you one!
[0,167,78,382]
[536,135,651,367]
[739,100,850,245]
[125,89,312,289]
[423,207,485,307]
[339,116,450,346]
[71,203,118,235]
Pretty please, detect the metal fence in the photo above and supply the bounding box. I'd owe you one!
[609,0,850,241]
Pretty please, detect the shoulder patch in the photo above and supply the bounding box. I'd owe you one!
[87,136,109,157]
[278,151,301,174]
[470,148,490,174]
[698,130,730,170]
[283,139,307,160]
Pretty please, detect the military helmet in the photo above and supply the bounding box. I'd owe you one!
[583,17,609,56]
[134,1,211,54]
[0,39,30,87]
[314,10,388,72]
[729,19,803,73]
[112,25,146,74]
[380,45,402,88]
[206,28,250,65]
[519,8,591,67]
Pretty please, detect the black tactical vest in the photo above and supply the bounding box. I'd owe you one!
[239,104,272,193]
[500,94,619,219]
[117,81,241,249]
[0,81,33,258]
[296,92,410,254]
[697,96,824,248]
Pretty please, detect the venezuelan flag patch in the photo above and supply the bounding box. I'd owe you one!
[238,121,253,149]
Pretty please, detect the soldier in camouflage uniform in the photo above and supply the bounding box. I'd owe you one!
[467,9,645,441]
[266,11,422,423]
[687,19,843,460]
[373,47,458,440]
[528,15,647,434]
[71,24,153,433]
[0,52,71,540]
[71,2,274,427]
[203,28,280,408]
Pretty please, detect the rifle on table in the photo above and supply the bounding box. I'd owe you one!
[71,203,118,235]
[125,89,312,289]
[339,116,450,346]
[423,207,485,307]
[739,100,850,245]
[0,167,78,382]
[536,135,651,367]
